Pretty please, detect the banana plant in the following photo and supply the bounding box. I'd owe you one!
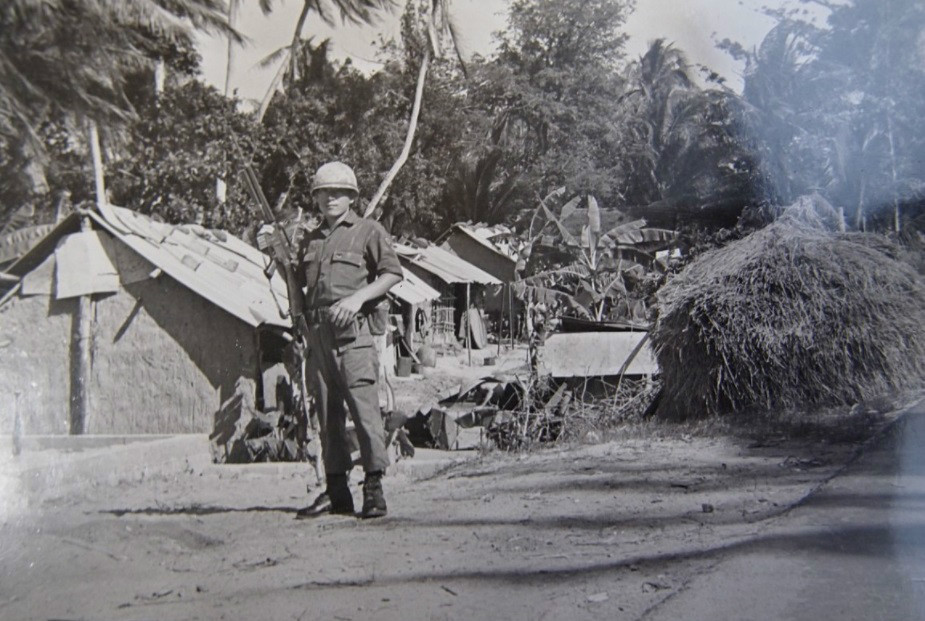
[514,192,677,323]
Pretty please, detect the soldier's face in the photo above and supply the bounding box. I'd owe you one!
[313,188,355,223]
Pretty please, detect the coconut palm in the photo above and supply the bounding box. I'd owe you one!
[364,0,465,217]
[254,0,395,122]
[620,39,698,204]
[1,0,236,139]
[1,0,238,222]
[442,148,521,226]
[224,1,277,96]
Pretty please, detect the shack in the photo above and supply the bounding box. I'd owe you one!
[393,242,502,349]
[437,223,522,343]
[388,266,441,354]
[0,203,292,435]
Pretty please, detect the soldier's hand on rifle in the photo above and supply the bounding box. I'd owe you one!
[256,223,275,251]
[329,293,363,328]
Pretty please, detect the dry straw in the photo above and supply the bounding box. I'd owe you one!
[651,195,925,421]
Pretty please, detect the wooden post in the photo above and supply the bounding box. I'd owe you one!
[69,121,106,435]
[71,215,94,435]
[497,285,503,358]
[509,284,515,349]
[465,283,472,366]
[407,303,417,354]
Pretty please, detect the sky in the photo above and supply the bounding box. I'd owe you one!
[197,0,821,104]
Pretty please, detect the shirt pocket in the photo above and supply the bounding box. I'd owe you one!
[302,249,321,291]
[330,250,365,291]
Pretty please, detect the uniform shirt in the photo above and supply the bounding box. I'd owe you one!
[296,209,402,312]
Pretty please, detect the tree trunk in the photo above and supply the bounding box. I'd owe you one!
[290,1,313,85]
[364,45,431,218]
[855,177,867,231]
[224,0,239,96]
[887,111,900,233]
[88,121,106,207]
[257,51,290,123]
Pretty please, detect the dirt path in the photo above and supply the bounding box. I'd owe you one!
[0,423,882,621]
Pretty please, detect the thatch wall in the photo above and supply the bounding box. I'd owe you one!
[0,272,258,434]
[651,196,925,421]
[89,276,257,434]
[0,293,75,434]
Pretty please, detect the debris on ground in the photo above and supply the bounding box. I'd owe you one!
[209,377,314,463]
[401,373,658,451]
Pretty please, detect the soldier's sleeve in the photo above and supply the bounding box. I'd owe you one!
[365,221,403,279]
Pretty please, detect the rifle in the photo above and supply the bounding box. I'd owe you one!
[239,164,309,341]
[240,163,326,483]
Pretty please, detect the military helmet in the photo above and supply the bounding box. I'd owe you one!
[310,161,358,194]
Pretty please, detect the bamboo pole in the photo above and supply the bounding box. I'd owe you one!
[89,122,106,205]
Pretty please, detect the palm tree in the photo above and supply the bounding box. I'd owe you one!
[224,1,277,96]
[1,0,236,139]
[1,0,237,224]
[442,148,521,226]
[621,39,697,204]
[255,0,395,122]
[364,0,466,217]
[618,39,765,226]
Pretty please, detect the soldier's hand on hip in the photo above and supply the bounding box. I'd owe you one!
[329,294,363,328]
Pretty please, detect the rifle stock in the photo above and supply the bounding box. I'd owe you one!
[240,165,309,340]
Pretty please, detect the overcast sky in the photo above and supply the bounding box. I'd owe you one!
[197,0,820,103]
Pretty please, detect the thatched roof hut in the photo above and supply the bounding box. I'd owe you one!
[0,203,292,435]
[651,195,925,421]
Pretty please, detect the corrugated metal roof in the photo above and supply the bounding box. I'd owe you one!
[394,242,502,285]
[451,224,518,262]
[91,203,291,329]
[391,267,441,306]
[0,223,58,264]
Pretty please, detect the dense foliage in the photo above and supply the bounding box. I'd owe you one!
[1,0,923,243]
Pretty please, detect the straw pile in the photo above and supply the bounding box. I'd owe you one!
[651,195,925,421]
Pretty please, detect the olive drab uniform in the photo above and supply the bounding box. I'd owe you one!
[296,209,402,476]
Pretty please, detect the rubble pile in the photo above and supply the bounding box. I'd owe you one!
[401,374,655,451]
[209,378,314,464]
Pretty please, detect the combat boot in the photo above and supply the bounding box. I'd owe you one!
[361,470,387,519]
[296,473,354,518]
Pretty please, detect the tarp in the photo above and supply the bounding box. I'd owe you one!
[538,331,659,377]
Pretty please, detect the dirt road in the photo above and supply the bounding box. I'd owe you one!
[3,400,913,621]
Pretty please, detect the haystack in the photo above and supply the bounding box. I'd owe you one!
[651,194,925,421]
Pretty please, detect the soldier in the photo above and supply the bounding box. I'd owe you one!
[288,161,402,519]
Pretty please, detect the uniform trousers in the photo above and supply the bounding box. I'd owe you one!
[305,316,389,475]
